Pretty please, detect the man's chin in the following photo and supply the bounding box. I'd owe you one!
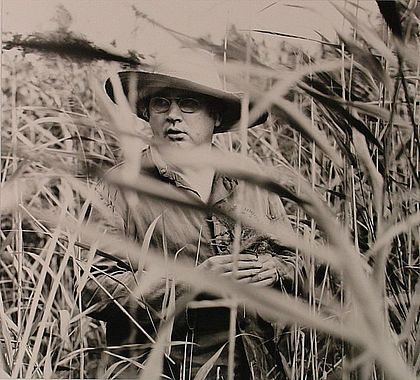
[166,137,192,148]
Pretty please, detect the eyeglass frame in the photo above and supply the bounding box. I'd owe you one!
[148,96,203,114]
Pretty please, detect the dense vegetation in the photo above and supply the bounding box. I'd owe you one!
[1,2,419,379]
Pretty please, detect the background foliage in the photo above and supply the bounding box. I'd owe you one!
[1,1,419,379]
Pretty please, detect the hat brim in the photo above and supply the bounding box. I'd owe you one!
[105,71,268,133]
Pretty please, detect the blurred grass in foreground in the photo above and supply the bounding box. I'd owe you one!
[1,1,419,379]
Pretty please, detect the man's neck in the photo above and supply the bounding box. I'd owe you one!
[150,144,215,202]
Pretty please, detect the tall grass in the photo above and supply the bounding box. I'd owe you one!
[1,1,419,379]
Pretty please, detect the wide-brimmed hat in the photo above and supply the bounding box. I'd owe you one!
[104,48,268,133]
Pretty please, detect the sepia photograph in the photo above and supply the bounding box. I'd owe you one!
[1,0,419,379]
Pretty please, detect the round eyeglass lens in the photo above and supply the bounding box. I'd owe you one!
[150,97,170,113]
[179,98,200,113]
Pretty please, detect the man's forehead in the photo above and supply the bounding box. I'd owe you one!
[150,88,206,98]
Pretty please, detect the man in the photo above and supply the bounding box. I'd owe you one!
[84,48,291,379]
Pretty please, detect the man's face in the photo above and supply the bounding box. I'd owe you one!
[147,89,220,148]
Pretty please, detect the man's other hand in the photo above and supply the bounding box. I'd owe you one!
[250,253,280,287]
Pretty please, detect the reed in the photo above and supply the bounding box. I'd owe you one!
[1,1,419,379]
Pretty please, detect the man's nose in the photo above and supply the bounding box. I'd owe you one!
[166,101,183,123]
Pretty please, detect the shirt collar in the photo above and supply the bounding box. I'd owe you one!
[144,145,237,205]
[149,145,195,188]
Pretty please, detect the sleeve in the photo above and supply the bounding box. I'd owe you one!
[81,173,190,334]
[81,174,140,323]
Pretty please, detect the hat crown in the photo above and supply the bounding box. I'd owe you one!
[150,48,225,93]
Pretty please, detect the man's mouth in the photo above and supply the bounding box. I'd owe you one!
[166,129,187,141]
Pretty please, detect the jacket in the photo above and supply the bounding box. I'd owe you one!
[82,147,292,379]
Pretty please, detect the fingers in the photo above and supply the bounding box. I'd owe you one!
[216,254,259,263]
[250,278,274,287]
[200,254,260,271]
[256,254,273,263]
[251,268,278,286]
[221,260,263,272]
[199,254,280,286]
[222,267,262,279]
[237,275,259,284]
[253,268,277,280]
[229,254,261,262]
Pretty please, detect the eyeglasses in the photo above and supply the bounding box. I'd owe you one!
[149,97,202,114]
